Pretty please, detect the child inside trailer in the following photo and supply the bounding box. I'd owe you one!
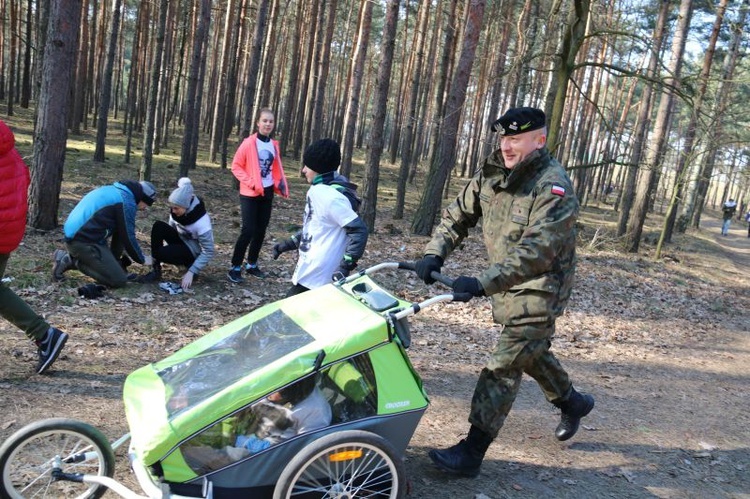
[176,355,378,476]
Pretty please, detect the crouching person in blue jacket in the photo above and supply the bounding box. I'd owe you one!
[53,180,157,288]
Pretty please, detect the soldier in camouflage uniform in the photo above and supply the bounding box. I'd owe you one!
[415,107,594,478]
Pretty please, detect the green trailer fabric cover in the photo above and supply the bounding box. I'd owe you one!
[123,279,401,467]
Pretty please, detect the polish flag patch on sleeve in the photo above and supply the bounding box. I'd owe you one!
[551,185,566,197]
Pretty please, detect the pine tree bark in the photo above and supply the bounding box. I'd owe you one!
[7,0,18,116]
[280,0,305,155]
[615,0,670,237]
[20,0,32,108]
[28,0,82,230]
[310,0,339,142]
[625,0,691,252]
[71,0,90,134]
[179,0,211,177]
[291,1,320,158]
[141,0,169,181]
[340,0,373,178]
[209,0,238,162]
[361,0,400,231]
[411,0,486,236]
[240,0,270,138]
[394,0,429,220]
[547,0,591,152]
[688,0,747,229]
[93,0,122,163]
[667,0,728,239]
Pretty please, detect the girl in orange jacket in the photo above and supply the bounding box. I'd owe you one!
[228,108,289,282]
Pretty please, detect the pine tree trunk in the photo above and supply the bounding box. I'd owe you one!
[209,0,237,162]
[20,0,32,108]
[141,0,169,181]
[93,0,122,163]
[28,0,82,230]
[310,0,339,142]
[394,0,429,220]
[240,0,270,138]
[291,1,320,158]
[625,0,691,252]
[71,0,89,134]
[667,0,728,239]
[411,0,486,236]
[280,0,304,155]
[547,0,591,153]
[340,0,373,178]
[689,0,746,229]
[179,0,211,177]
[361,0,400,231]
[616,0,670,237]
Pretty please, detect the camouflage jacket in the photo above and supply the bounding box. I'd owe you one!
[425,147,579,326]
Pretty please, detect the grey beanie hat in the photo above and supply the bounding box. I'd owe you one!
[168,177,194,208]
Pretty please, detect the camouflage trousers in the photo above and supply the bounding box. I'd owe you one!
[468,321,571,436]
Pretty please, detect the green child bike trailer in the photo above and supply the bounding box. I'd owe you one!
[0,263,467,498]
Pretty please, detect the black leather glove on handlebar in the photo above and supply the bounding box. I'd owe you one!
[415,255,443,284]
[451,276,485,297]
[332,256,357,282]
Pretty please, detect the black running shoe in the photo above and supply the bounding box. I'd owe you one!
[36,327,68,374]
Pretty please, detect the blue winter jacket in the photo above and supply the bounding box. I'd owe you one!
[63,181,146,263]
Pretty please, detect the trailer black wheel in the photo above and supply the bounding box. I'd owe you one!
[273,430,405,499]
[0,418,115,499]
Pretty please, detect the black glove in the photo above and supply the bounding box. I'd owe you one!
[272,238,297,260]
[415,255,443,284]
[332,256,357,282]
[78,283,106,299]
[451,276,484,301]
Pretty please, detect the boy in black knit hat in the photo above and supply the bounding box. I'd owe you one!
[273,138,368,296]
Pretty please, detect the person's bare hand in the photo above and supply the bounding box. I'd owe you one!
[181,271,194,290]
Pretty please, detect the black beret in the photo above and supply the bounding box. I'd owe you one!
[303,138,341,174]
[491,107,546,135]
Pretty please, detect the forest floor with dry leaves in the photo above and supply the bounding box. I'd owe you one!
[1,136,749,498]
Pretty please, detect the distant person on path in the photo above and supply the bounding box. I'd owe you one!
[721,199,737,236]
[414,107,594,478]
[272,138,367,297]
[138,178,215,290]
[53,179,157,288]
[0,119,68,374]
[228,108,289,283]
[745,209,750,238]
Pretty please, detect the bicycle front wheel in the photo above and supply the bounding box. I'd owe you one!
[0,418,115,499]
[273,430,405,499]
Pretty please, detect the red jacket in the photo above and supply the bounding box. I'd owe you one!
[0,120,30,254]
[231,134,289,198]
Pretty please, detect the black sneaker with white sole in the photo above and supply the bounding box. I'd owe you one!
[227,268,244,283]
[36,327,68,374]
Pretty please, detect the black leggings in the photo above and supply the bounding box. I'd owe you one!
[151,220,195,267]
[231,188,274,267]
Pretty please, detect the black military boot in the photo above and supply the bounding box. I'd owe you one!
[428,425,494,477]
[553,387,595,441]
